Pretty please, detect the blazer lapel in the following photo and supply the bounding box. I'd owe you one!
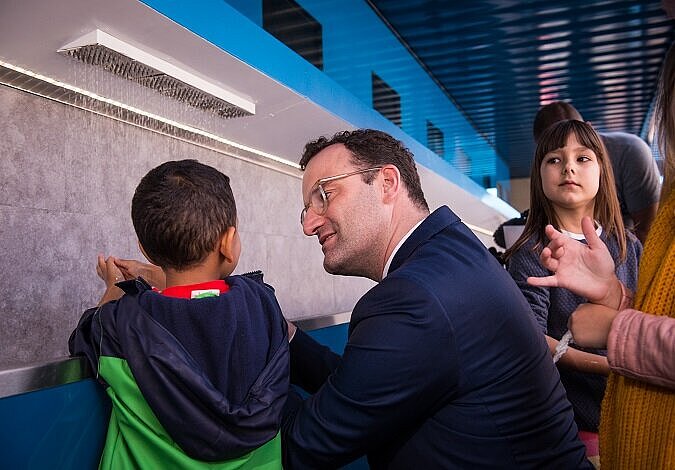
[388,206,460,275]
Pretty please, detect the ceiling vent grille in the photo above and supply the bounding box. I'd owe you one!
[0,61,299,176]
[58,30,255,119]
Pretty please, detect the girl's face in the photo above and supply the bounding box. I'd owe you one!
[540,132,600,213]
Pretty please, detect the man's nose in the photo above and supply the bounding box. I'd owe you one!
[302,208,322,236]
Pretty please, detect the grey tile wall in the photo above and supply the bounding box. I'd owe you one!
[0,85,372,368]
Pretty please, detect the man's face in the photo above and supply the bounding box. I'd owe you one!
[301,144,388,279]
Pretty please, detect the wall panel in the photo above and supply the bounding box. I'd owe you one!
[0,85,374,367]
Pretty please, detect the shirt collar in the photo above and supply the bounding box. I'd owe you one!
[160,279,229,298]
[561,222,603,241]
[382,218,425,279]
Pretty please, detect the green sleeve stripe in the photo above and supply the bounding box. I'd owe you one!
[97,356,282,469]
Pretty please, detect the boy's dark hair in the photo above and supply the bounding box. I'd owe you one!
[131,159,237,271]
[299,129,429,211]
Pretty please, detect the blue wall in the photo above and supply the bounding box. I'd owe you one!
[0,379,110,469]
[0,324,358,469]
[139,0,512,199]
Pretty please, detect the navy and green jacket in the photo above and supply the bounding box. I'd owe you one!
[69,274,289,469]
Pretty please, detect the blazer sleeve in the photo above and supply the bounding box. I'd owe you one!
[281,277,459,469]
[289,328,341,393]
[507,246,551,334]
[607,309,675,389]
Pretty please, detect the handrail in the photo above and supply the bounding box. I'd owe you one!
[294,311,351,331]
[0,356,94,399]
[0,311,353,399]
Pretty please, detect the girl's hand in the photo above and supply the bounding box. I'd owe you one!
[527,216,621,308]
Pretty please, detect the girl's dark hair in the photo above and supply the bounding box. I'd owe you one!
[131,159,237,271]
[505,120,626,262]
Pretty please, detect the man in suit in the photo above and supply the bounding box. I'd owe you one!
[282,129,591,469]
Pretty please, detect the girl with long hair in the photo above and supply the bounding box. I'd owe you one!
[528,42,674,469]
[506,119,642,434]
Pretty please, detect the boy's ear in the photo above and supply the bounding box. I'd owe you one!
[219,226,238,263]
[137,240,155,265]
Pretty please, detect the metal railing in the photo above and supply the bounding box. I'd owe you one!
[0,312,353,399]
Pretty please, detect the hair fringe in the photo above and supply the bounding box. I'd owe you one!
[505,120,627,263]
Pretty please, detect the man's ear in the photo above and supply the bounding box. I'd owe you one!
[219,226,238,263]
[381,165,401,202]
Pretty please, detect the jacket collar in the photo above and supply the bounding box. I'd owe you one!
[388,206,460,275]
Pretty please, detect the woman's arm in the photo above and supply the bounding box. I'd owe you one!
[608,309,675,389]
[569,305,675,389]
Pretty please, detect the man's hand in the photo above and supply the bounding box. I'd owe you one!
[568,303,619,349]
[527,216,622,308]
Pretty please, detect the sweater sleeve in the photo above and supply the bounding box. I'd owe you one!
[607,309,675,390]
[508,245,551,334]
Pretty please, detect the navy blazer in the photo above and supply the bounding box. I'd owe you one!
[282,206,590,469]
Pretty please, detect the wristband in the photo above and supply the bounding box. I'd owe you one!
[617,280,634,311]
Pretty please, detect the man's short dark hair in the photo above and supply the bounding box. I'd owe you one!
[532,101,583,143]
[131,159,237,271]
[299,129,429,211]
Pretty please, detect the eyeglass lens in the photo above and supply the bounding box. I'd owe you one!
[301,185,326,224]
[300,167,382,225]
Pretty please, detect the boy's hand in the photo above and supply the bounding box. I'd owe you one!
[114,258,166,290]
[97,254,124,288]
[96,255,125,305]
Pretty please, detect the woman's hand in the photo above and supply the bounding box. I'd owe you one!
[569,303,619,349]
[527,216,623,308]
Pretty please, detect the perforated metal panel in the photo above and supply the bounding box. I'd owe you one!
[60,43,252,119]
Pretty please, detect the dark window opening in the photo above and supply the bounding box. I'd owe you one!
[426,120,444,157]
[263,0,323,70]
[372,73,401,127]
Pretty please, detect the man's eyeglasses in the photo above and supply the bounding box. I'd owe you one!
[300,167,382,225]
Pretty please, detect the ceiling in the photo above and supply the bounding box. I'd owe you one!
[368,0,675,179]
